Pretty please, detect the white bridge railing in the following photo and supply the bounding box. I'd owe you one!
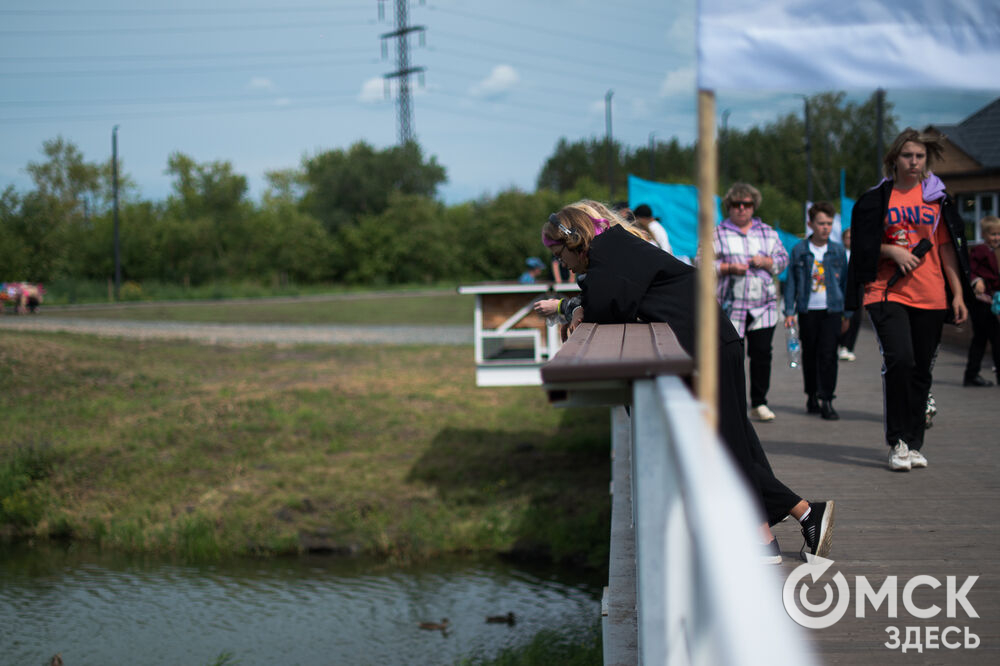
[611,375,816,665]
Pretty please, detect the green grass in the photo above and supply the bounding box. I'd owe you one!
[38,290,474,325]
[0,331,610,566]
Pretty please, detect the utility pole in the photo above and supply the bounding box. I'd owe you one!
[605,89,614,198]
[802,96,813,203]
[112,125,121,300]
[648,131,656,181]
[720,109,731,185]
[379,0,425,144]
[876,88,885,176]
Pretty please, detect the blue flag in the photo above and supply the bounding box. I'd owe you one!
[628,174,721,261]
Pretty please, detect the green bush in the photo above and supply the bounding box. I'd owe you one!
[0,441,56,527]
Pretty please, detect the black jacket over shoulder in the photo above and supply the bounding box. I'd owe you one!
[845,178,973,313]
[581,225,741,354]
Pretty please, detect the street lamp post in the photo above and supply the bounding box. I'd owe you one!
[648,131,656,180]
[605,89,614,198]
[802,97,813,203]
[112,125,121,300]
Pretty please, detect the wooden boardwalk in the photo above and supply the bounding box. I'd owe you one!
[760,326,1000,665]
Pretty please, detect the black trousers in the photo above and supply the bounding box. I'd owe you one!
[717,338,802,525]
[866,301,946,451]
[743,319,775,408]
[798,309,841,401]
[838,307,863,351]
[964,299,1000,382]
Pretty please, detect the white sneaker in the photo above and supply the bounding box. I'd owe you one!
[888,441,911,471]
[909,449,928,468]
[838,347,856,361]
[750,404,776,422]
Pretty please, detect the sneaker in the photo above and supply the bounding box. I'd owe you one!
[762,538,782,565]
[799,500,834,560]
[888,440,912,471]
[838,347,856,361]
[750,404,776,422]
[909,449,928,468]
[924,393,937,430]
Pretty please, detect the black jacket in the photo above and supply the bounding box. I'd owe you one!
[845,179,973,313]
[581,225,741,354]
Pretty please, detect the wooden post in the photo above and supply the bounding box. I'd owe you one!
[696,89,719,431]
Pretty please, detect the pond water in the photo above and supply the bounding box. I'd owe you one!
[0,544,602,666]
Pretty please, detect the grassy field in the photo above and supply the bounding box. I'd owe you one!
[0,330,611,567]
[38,290,475,325]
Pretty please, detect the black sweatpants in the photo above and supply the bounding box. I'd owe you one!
[964,299,1000,382]
[866,301,946,451]
[798,309,841,401]
[717,338,802,525]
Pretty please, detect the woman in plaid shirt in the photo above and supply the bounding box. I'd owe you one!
[711,183,789,422]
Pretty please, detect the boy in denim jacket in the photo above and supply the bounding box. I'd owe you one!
[784,202,851,420]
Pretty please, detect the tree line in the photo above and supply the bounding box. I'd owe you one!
[1,92,897,293]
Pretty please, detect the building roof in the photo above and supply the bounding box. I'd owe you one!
[932,97,1000,169]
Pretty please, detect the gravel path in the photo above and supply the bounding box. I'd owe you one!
[0,317,472,346]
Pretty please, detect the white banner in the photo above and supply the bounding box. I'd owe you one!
[697,0,1000,90]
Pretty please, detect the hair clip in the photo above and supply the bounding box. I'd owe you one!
[548,213,576,237]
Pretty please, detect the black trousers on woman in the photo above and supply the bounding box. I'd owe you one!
[743,319,776,408]
[866,301,946,451]
[964,299,1000,383]
[717,338,801,526]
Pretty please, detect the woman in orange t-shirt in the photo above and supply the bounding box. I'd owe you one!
[845,128,971,472]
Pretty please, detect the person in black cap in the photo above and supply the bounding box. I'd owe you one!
[633,203,672,254]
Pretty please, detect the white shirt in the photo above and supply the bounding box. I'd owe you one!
[807,241,829,310]
[647,220,672,254]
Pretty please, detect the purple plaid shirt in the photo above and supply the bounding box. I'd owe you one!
[712,218,789,337]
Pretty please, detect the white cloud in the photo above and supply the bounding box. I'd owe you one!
[247,77,275,91]
[469,65,519,99]
[359,77,386,103]
[659,66,695,97]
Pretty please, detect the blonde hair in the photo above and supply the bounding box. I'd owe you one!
[981,215,1000,235]
[722,182,762,211]
[882,127,945,180]
[542,199,645,253]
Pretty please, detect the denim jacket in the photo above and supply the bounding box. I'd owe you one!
[783,238,849,315]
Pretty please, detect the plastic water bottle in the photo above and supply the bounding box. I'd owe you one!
[786,323,801,368]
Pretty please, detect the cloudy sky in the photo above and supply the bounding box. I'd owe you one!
[1,0,997,205]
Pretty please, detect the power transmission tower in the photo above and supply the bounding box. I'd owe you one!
[378,0,426,144]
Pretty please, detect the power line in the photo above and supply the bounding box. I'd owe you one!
[0,46,362,64]
[0,57,378,79]
[0,95,375,125]
[0,5,370,16]
[2,88,363,109]
[0,19,374,37]
[426,4,668,60]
